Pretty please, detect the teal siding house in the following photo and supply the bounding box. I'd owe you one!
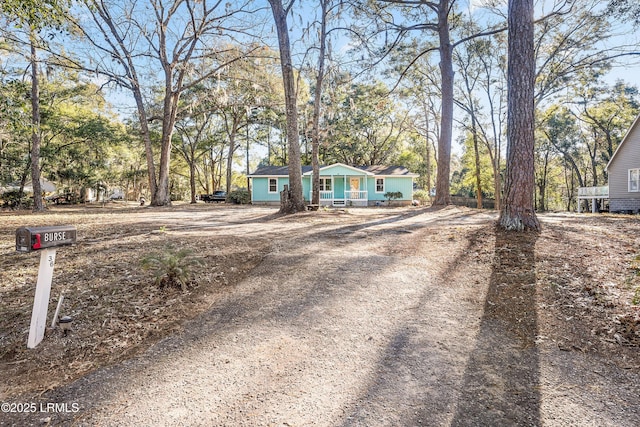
[249,163,418,206]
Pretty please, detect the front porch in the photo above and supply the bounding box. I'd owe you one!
[319,190,369,207]
[577,186,609,213]
[306,165,374,207]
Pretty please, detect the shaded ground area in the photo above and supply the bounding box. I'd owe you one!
[1,204,639,426]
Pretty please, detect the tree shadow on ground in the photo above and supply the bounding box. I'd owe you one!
[339,226,494,426]
[450,226,540,426]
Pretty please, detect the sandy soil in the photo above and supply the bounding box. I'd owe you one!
[0,204,638,426]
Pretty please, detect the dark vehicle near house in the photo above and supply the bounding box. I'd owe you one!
[201,191,226,203]
[46,193,79,205]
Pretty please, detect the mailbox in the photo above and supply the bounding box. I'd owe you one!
[16,226,77,252]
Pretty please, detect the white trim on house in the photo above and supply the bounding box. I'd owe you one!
[319,177,332,191]
[268,177,278,193]
[629,168,640,192]
[375,177,385,193]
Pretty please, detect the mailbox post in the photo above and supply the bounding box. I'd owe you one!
[16,226,76,348]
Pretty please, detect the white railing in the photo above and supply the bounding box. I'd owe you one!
[345,190,368,200]
[319,191,333,201]
[578,186,609,198]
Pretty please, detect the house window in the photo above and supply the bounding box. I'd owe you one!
[319,177,332,191]
[268,178,278,193]
[375,178,385,193]
[630,169,640,192]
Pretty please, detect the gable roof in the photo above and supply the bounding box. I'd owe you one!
[360,165,419,176]
[249,165,312,176]
[605,112,640,172]
[249,163,417,177]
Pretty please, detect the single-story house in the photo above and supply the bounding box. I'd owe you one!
[249,163,418,206]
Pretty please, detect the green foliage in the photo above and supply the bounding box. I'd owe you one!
[0,66,134,195]
[0,0,71,31]
[321,81,406,166]
[452,132,495,198]
[384,191,403,205]
[412,189,430,204]
[228,189,249,204]
[140,247,203,292]
[0,190,32,208]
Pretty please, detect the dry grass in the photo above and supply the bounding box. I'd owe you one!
[0,203,270,398]
[1,204,639,402]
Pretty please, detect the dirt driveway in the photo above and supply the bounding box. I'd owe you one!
[2,205,639,426]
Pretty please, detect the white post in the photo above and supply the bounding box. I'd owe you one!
[51,293,64,328]
[577,197,581,213]
[27,248,57,348]
[592,197,597,213]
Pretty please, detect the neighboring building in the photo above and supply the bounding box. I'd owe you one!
[249,163,418,206]
[605,114,640,213]
[577,113,640,213]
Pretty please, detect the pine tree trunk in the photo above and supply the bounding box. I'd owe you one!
[472,121,483,209]
[311,0,328,207]
[500,0,540,231]
[434,2,453,206]
[189,159,197,204]
[269,0,306,214]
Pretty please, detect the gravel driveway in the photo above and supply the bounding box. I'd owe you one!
[3,206,639,426]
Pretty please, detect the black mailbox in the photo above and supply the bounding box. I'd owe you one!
[16,226,77,252]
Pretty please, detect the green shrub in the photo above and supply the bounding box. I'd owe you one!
[1,190,33,209]
[228,189,250,204]
[383,191,403,205]
[141,247,203,292]
[413,189,430,204]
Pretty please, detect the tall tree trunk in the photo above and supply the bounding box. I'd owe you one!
[493,159,501,211]
[209,151,217,191]
[131,88,158,201]
[29,36,44,212]
[189,153,197,204]
[311,0,328,206]
[434,2,453,206]
[471,117,483,209]
[500,0,540,231]
[226,136,237,197]
[153,91,180,206]
[269,0,306,213]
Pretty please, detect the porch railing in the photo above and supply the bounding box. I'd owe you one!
[345,190,368,200]
[319,191,333,202]
[577,185,609,213]
[316,190,368,206]
[578,186,609,198]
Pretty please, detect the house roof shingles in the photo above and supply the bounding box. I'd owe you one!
[249,164,416,176]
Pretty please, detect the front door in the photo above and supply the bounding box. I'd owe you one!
[349,177,360,197]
